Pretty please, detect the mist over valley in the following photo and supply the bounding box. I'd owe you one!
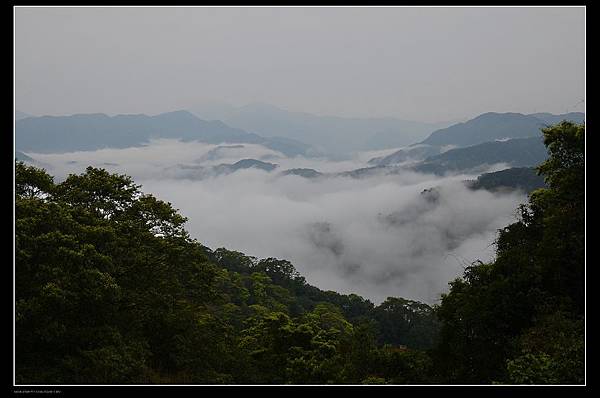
[15,108,580,303]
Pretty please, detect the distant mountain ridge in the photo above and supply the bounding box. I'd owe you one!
[15,150,34,162]
[368,144,443,166]
[173,158,279,180]
[280,168,323,178]
[15,110,33,121]
[314,136,550,179]
[466,167,546,194]
[218,158,278,173]
[413,136,548,175]
[419,111,584,148]
[15,110,312,157]
[192,102,453,157]
[531,112,585,126]
[369,111,583,167]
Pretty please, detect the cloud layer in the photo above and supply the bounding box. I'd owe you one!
[26,140,527,304]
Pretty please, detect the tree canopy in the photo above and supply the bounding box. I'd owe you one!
[433,121,585,384]
[15,163,440,384]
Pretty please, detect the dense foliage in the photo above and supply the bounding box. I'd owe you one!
[15,164,439,384]
[434,121,585,384]
[14,121,584,384]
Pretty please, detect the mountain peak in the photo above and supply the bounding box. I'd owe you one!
[419,111,568,147]
[473,112,529,120]
[152,109,198,120]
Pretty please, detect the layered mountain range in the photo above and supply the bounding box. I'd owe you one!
[15,110,311,157]
[191,102,455,157]
[15,107,583,191]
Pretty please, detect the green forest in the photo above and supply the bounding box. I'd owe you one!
[14,121,585,384]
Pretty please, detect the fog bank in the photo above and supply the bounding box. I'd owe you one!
[26,140,526,304]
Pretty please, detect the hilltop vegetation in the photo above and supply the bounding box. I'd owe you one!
[467,167,546,194]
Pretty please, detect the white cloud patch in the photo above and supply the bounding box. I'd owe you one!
[26,139,527,304]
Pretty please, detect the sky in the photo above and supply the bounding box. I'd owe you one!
[15,6,585,122]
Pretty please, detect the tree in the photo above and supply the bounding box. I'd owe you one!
[16,166,223,383]
[433,121,585,384]
[374,297,440,349]
[15,161,55,199]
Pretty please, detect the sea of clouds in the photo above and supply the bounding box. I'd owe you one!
[26,139,527,304]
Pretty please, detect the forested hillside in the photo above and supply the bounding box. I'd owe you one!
[467,167,547,194]
[413,136,548,175]
[14,121,585,384]
[15,163,439,384]
[434,121,585,384]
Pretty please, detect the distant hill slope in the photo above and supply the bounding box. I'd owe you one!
[215,158,278,173]
[419,112,584,148]
[531,112,585,126]
[368,144,442,166]
[413,136,548,175]
[192,102,452,157]
[15,150,34,162]
[15,110,312,157]
[15,110,33,121]
[370,112,583,167]
[280,168,323,178]
[174,158,279,180]
[260,136,314,158]
[467,167,547,194]
[419,112,546,147]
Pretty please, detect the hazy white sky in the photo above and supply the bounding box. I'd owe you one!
[15,6,585,122]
